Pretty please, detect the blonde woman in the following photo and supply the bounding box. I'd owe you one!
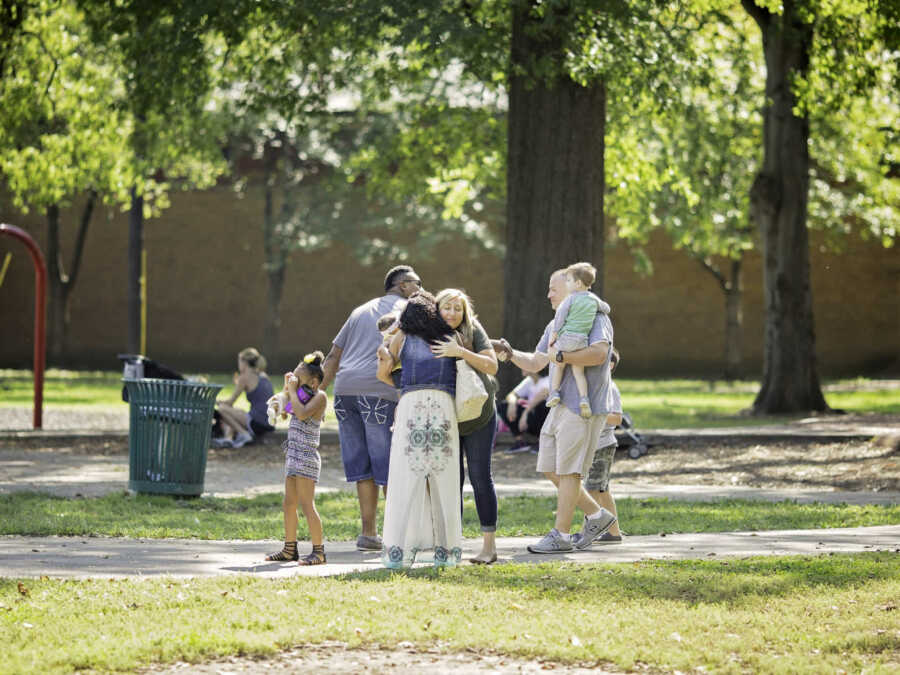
[214,347,275,448]
[431,288,500,564]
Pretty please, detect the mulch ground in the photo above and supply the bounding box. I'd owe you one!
[5,433,898,492]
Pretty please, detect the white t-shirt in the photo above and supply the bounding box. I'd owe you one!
[513,375,550,404]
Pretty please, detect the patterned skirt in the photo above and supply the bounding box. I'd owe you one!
[381,388,462,569]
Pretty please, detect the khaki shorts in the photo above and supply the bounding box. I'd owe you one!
[536,405,606,476]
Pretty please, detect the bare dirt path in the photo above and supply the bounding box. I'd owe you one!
[2,428,897,497]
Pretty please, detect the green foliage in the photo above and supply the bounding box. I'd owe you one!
[607,9,761,276]
[0,0,234,221]
[72,0,244,213]
[0,1,132,212]
[610,2,897,276]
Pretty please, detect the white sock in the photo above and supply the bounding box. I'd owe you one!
[559,532,573,542]
[586,509,607,521]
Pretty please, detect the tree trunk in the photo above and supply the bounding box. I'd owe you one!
[743,0,828,413]
[46,204,66,363]
[128,186,143,355]
[46,193,95,364]
[261,151,285,361]
[723,258,743,381]
[503,2,606,393]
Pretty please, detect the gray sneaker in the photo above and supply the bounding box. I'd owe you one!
[572,509,617,550]
[526,528,574,554]
[356,534,384,552]
[572,530,622,547]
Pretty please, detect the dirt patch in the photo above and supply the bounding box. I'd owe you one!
[615,436,900,492]
[3,433,899,492]
[141,642,622,674]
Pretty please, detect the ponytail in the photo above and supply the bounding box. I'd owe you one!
[302,350,325,383]
[238,347,267,372]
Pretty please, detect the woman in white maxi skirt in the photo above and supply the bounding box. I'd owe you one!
[376,291,462,568]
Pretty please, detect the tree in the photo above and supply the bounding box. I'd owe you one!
[609,11,762,379]
[212,9,470,358]
[741,0,898,413]
[344,1,689,393]
[78,0,249,354]
[504,2,607,366]
[609,4,896,385]
[0,1,133,362]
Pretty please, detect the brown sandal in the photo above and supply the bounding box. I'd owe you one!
[265,542,299,562]
[298,545,326,566]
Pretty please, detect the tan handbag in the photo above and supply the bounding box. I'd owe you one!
[455,359,488,422]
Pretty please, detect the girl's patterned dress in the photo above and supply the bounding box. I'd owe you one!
[283,414,321,481]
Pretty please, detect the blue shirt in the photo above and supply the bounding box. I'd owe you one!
[400,334,456,397]
[537,311,614,418]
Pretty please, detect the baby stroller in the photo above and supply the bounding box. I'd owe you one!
[117,354,184,402]
[615,411,648,459]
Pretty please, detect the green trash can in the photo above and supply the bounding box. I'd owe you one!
[123,378,222,496]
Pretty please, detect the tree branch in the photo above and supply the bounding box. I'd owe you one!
[21,29,59,111]
[65,190,96,290]
[740,0,770,30]
[695,254,728,293]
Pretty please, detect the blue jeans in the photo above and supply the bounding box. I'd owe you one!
[459,412,498,532]
[333,394,397,486]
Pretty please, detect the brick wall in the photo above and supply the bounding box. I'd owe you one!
[1,185,897,377]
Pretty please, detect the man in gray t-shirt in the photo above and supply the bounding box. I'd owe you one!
[321,265,422,552]
[499,268,617,554]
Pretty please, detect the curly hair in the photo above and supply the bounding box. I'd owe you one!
[300,350,325,383]
[399,290,454,344]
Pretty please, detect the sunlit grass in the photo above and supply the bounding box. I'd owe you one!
[1,554,898,674]
[617,377,900,428]
[2,491,898,540]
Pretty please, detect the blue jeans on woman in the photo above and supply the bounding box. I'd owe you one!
[459,412,498,532]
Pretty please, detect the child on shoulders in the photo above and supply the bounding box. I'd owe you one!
[546,262,610,418]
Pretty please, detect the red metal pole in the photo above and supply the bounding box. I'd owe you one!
[0,224,47,429]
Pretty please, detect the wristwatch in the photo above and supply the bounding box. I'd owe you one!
[555,350,564,363]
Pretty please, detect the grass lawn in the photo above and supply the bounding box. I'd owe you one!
[2,491,899,540]
[1,554,898,674]
[2,369,899,429]
[616,377,900,428]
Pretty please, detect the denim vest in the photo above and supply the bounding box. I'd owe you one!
[400,334,456,397]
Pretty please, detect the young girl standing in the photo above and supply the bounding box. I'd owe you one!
[265,351,328,566]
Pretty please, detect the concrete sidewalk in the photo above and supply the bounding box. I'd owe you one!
[2,525,897,579]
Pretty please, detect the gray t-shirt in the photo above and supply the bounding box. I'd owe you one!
[537,311,614,417]
[332,293,406,401]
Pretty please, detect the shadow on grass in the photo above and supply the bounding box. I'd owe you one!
[338,552,900,607]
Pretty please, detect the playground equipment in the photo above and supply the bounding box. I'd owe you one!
[0,224,47,429]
